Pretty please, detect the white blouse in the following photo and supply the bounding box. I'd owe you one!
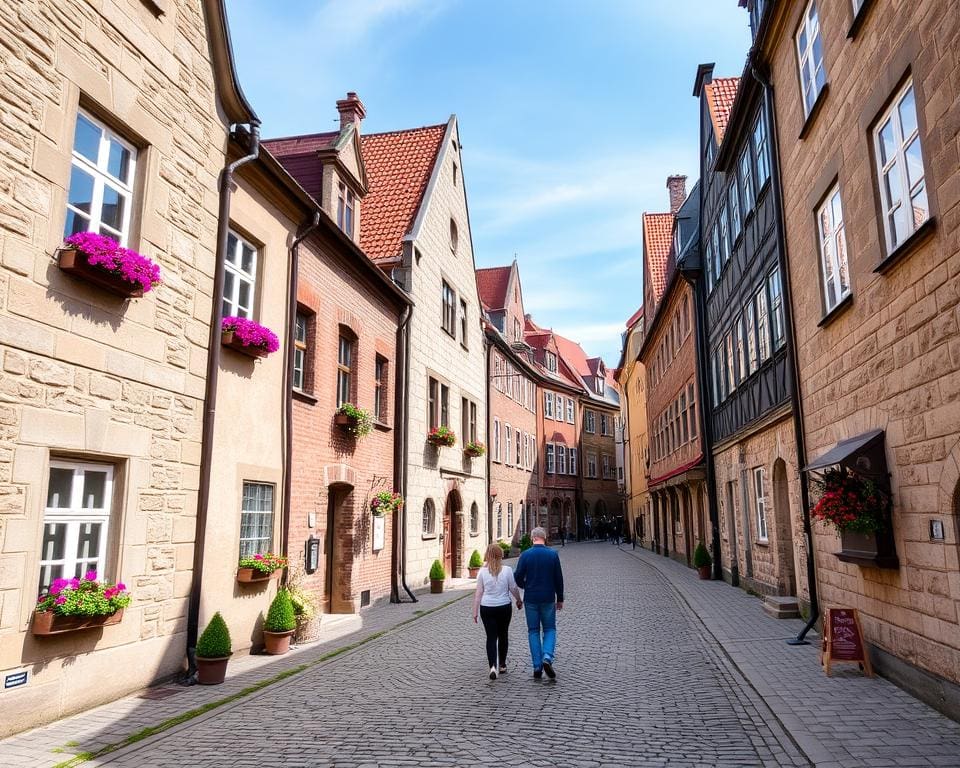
[474,565,519,608]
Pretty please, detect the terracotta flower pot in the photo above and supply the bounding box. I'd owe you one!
[221,329,268,358]
[468,567,479,579]
[196,655,230,685]
[263,629,295,655]
[697,565,712,580]
[430,579,444,594]
[58,248,144,298]
[236,567,281,583]
[32,609,124,636]
[334,412,358,430]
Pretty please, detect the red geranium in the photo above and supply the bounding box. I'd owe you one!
[810,468,888,534]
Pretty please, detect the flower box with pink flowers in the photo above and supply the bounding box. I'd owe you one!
[33,572,131,636]
[221,316,280,359]
[236,552,287,583]
[58,232,162,298]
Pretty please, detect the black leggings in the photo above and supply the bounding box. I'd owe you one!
[479,603,512,668]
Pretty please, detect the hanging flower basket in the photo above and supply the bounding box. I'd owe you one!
[464,441,485,458]
[335,403,372,439]
[33,572,131,636]
[427,426,456,448]
[58,233,161,298]
[221,316,280,359]
[237,553,287,583]
[370,490,403,516]
[810,468,889,534]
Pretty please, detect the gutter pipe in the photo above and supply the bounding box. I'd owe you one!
[391,301,417,603]
[186,122,261,677]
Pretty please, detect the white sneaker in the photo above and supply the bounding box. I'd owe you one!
[489,666,498,680]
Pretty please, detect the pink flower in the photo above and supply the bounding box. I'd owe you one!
[221,316,280,353]
[116,582,126,591]
[84,570,98,581]
[69,578,80,589]
[65,232,162,293]
[49,578,69,596]
[55,596,66,605]
[253,554,263,560]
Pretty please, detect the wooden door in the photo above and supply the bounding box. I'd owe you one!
[443,497,453,575]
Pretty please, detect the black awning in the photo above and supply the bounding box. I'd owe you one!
[804,429,885,472]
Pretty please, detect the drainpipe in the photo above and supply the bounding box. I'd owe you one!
[186,122,261,678]
[752,61,819,644]
[484,336,493,545]
[281,212,321,583]
[391,302,417,603]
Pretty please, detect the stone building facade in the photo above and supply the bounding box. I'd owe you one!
[0,0,250,734]
[751,0,960,711]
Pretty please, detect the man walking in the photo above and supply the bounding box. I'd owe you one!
[514,527,564,680]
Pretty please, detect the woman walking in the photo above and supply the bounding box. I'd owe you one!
[473,543,523,679]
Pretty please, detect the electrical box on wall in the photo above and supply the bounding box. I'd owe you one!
[305,536,319,574]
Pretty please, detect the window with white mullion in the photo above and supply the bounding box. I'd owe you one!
[739,148,755,214]
[239,482,274,558]
[874,82,928,254]
[223,231,257,319]
[756,286,770,361]
[39,461,114,594]
[293,313,307,391]
[817,185,850,312]
[65,111,137,245]
[795,0,826,116]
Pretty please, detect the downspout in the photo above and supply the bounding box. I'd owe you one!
[753,61,819,643]
[391,302,417,603]
[186,122,261,677]
[484,336,493,546]
[282,212,321,583]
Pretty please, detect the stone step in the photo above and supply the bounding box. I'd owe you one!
[763,595,801,619]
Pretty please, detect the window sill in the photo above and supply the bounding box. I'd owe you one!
[374,420,392,432]
[817,293,854,328]
[848,0,876,39]
[756,538,770,548]
[798,83,830,140]
[421,533,437,541]
[292,389,318,405]
[874,217,936,275]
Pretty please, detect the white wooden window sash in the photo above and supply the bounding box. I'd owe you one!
[795,0,826,116]
[754,468,768,541]
[224,231,257,319]
[817,185,851,312]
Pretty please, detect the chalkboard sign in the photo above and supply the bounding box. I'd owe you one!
[821,607,873,677]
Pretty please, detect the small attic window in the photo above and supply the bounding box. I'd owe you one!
[450,218,458,253]
[452,161,458,186]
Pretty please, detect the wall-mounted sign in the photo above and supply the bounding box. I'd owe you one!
[4,669,29,690]
[821,607,872,677]
[372,515,385,552]
[930,519,945,541]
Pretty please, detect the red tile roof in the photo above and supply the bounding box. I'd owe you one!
[704,77,740,144]
[262,132,339,201]
[625,305,643,329]
[643,212,675,303]
[475,266,512,311]
[554,334,591,378]
[359,125,447,262]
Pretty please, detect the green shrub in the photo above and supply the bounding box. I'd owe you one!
[497,540,511,556]
[264,588,296,632]
[196,612,231,658]
[519,534,533,552]
[429,559,445,581]
[468,550,483,568]
[693,543,712,569]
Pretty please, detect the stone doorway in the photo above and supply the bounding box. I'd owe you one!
[442,489,462,578]
[773,459,797,596]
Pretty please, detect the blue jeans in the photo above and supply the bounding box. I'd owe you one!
[524,601,557,670]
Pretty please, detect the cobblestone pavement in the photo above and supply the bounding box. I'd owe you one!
[92,544,808,768]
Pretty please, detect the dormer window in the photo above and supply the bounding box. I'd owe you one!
[545,351,557,372]
[337,182,355,237]
[595,377,604,396]
[514,318,522,342]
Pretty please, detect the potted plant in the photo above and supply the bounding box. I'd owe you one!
[464,441,485,458]
[429,559,446,593]
[427,425,456,448]
[196,612,232,685]
[59,232,162,298]
[519,534,533,552]
[693,543,712,580]
[497,540,511,557]
[262,588,297,655]
[221,316,280,358]
[335,403,373,439]
[468,550,483,578]
[237,552,288,583]
[370,490,403,516]
[33,572,131,636]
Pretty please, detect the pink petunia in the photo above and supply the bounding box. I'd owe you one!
[55,596,66,605]
[116,582,126,591]
[84,570,98,581]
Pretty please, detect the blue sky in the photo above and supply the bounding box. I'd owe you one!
[226,0,751,365]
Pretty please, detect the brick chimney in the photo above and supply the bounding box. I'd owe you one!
[336,92,366,132]
[667,175,688,214]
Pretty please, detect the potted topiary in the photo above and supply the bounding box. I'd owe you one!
[196,612,232,685]
[429,559,445,593]
[497,540,511,557]
[693,543,712,580]
[468,550,483,578]
[262,588,297,655]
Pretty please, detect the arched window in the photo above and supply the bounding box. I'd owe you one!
[422,498,436,536]
[470,502,479,534]
[450,218,459,252]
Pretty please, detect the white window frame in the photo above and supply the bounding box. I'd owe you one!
[239,481,275,558]
[569,447,578,476]
[873,81,928,255]
[224,231,258,319]
[566,399,575,424]
[557,445,567,475]
[555,394,564,421]
[753,113,771,188]
[493,418,501,463]
[337,181,355,237]
[545,352,557,372]
[817,185,850,312]
[585,410,596,434]
[587,452,597,479]
[515,427,522,466]
[769,268,785,350]
[505,423,513,466]
[39,460,115,594]
[756,286,770,361]
[293,313,308,391]
[441,281,457,336]
[544,391,555,419]
[602,454,612,480]
[795,0,826,117]
[688,383,697,440]
[725,331,736,394]
[739,148,755,214]
[546,443,555,474]
[754,467,768,541]
[65,110,137,245]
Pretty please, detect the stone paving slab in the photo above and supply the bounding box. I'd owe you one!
[621,544,960,768]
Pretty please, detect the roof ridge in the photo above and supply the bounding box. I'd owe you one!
[262,129,339,143]
[363,123,448,139]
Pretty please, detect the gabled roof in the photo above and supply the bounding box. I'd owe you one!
[262,131,340,201]
[643,212,675,303]
[359,124,447,262]
[625,305,643,329]
[704,76,740,144]
[475,266,512,311]
[553,333,619,407]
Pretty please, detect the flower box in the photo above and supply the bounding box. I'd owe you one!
[58,249,144,298]
[427,427,456,448]
[221,329,268,358]
[236,567,283,583]
[335,404,372,438]
[837,529,900,570]
[221,317,279,359]
[464,442,485,458]
[58,233,161,297]
[334,412,357,428]
[32,609,124,636]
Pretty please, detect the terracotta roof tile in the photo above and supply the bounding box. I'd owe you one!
[359,125,447,262]
[704,77,740,144]
[475,266,512,311]
[643,212,675,303]
[625,305,643,329]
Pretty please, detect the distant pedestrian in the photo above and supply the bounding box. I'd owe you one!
[514,527,564,680]
[473,543,523,680]
[559,525,566,546]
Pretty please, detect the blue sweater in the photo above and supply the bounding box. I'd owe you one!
[514,544,564,603]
